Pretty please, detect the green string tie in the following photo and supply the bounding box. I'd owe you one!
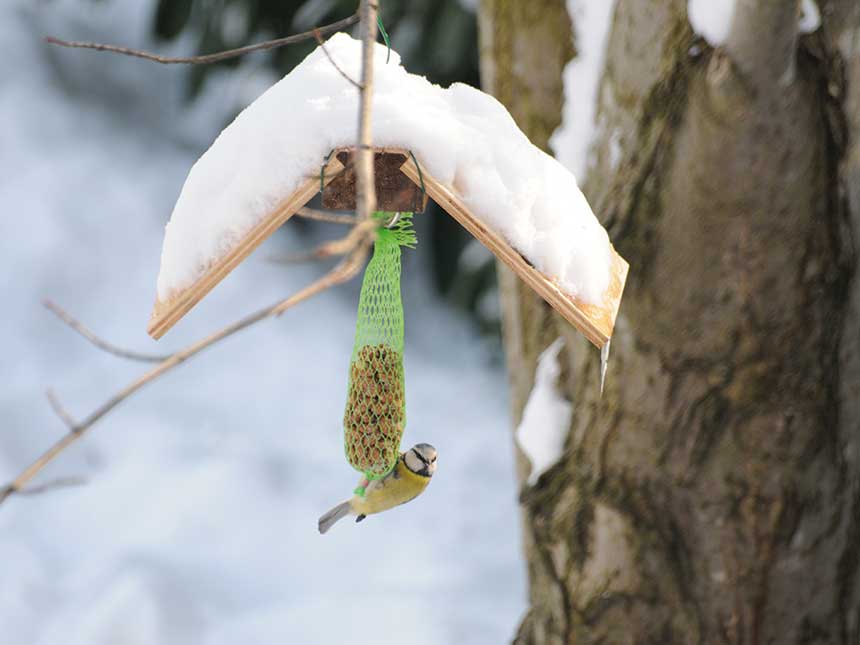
[377,16,391,63]
[319,149,335,194]
[408,150,425,196]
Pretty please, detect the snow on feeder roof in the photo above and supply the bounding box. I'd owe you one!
[148,33,628,347]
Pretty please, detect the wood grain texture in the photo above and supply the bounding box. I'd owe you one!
[398,154,627,348]
[147,156,346,339]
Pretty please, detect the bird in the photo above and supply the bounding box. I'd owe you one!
[318,443,437,534]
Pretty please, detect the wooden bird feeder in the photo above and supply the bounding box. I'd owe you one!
[147,147,628,348]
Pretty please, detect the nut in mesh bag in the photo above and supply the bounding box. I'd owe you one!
[344,344,405,477]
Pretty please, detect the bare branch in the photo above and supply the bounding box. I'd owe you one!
[16,476,87,496]
[268,212,371,263]
[272,218,378,264]
[44,299,171,363]
[4,2,387,510]
[295,207,359,225]
[355,1,380,222]
[0,242,372,507]
[46,388,78,430]
[726,0,801,84]
[45,13,359,65]
[314,29,362,88]
[315,218,378,259]
[274,240,370,315]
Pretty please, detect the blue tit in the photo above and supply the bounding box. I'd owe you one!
[318,443,437,534]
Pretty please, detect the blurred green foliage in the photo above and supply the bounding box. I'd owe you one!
[150,0,498,332]
[152,0,479,98]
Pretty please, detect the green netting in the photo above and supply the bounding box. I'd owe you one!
[344,213,416,491]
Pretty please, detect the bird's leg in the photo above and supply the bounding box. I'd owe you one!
[353,477,370,497]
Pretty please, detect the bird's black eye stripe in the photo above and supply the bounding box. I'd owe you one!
[412,449,430,466]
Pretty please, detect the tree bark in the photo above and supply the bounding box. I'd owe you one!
[479,1,860,643]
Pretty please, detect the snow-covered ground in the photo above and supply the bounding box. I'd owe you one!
[0,2,525,643]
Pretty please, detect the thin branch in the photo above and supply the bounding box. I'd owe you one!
[44,299,172,363]
[0,243,371,507]
[355,1,379,222]
[2,2,389,510]
[315,218,378,259]
[46,388,78,430]
[45,13,359,65]
[314,29,362,88]
[17,476,88,496]
[269,221,378,266]
[273,239,371,315]
[295,207,358,225]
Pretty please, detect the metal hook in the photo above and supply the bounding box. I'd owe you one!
[385,212,402,229]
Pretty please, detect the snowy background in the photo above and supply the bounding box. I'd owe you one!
[0,2,525,643]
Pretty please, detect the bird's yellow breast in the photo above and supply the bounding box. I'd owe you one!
[351,460,431,516]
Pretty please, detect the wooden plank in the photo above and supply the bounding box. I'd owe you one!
[147,156,346,339]
[322,150,428,212]
[399,155,628,348]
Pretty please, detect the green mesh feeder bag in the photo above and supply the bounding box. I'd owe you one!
[344,212,416,491]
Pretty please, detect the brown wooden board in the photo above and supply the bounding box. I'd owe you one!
[398,154,627,348]
[322,149,428,213]
[147,156,347,339]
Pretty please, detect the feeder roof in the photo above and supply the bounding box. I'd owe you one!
[150,33,627,346]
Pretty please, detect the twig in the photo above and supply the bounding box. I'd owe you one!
[313,29,362,88]
[355,1,379,222]
[268,219,377,265]
[17,476,88,496]
[0,244,370,507]
[44,13,360,65]
[46,388,78,430]
[44,299,172,363]
[295,207,358,225]
[314,218,378,259]
[2,1,390,510]
[273,239,371,315]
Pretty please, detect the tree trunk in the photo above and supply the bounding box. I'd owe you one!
[479,1,860,643]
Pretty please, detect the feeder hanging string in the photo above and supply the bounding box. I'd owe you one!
[319,149,335,194]
[408,150,425,197]
[377,15,391,63]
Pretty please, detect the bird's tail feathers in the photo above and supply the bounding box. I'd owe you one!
[318,500,352,534]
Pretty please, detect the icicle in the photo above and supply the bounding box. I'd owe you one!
[600,339,611,396]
